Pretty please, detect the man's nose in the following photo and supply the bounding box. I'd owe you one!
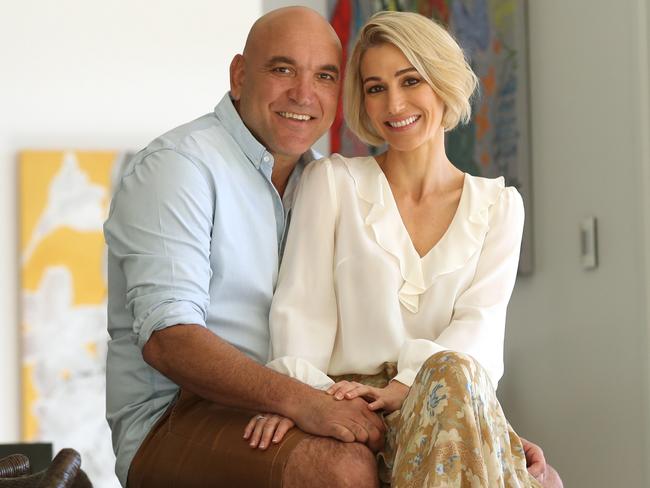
[288,75,315,106]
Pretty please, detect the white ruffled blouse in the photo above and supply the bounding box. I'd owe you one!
[267,154,524,390]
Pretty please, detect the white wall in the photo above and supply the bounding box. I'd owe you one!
[0,0,261,442]
[263,0,327,15]
[499,1,650,487]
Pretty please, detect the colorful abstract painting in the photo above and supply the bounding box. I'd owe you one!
[329,0,533,272]
[20,150,128,488]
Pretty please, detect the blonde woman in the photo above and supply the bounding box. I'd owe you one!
[247,11,561,488]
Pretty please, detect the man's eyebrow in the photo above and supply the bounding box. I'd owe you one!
[363,67,417,84]
[265,56,296,67]
[265,56,339,76]
[320,64,340,76]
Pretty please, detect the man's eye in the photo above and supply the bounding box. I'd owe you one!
[272,67,291,74]
[318,73,336,81]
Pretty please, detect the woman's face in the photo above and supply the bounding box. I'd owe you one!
[360,43,445,152]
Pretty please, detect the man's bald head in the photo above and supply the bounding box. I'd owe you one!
[243,7,341,58]
[229,7,342,168]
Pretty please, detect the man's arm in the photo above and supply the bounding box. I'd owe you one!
[143,324,384,450]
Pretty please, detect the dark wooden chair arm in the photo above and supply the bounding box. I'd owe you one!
[0,449,92,487]
[0,455,30,478]
[38,449,81,488]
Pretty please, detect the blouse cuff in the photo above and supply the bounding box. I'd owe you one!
[392,369,418,388]
[267,356,334,390]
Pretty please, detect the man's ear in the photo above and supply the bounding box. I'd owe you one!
[230,54,244,101]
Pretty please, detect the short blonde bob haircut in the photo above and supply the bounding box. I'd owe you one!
[344,11,479,146]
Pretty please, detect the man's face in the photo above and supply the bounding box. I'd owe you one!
[231,17,341,164]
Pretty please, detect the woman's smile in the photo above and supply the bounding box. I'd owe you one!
[385,114,421,130]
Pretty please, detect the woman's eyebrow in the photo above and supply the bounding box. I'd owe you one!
[395,67,417,76]
[362,67,417,84]
[362,75,381,84]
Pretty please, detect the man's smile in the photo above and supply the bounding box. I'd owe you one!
[277,111,315,121]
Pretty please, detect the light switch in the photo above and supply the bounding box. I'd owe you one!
[580,217,598,269]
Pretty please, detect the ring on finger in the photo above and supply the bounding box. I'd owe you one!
[256,415,267,421]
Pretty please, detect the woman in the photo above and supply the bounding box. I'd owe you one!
[247,11,548,487]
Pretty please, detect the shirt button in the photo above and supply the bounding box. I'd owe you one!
[263,155,270,162]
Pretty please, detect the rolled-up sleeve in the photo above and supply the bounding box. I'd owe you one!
[104,149,213,349]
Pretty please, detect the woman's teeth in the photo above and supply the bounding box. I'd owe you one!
[387,115,419,128]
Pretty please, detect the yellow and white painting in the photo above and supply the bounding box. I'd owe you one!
[20,150,128,488]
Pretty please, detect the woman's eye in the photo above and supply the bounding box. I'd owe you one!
[404,77,420,86]
[366,85,384,94]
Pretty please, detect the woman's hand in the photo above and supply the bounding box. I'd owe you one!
[326,380,409,413]
[243,413,295,450]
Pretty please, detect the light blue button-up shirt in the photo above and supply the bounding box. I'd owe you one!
[104,94,311,485]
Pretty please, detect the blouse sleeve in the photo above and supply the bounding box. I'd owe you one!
[394,186,525,389]
[266,158,339,390]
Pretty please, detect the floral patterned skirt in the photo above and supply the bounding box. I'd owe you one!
[331,351,542,488]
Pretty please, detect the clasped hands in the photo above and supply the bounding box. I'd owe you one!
[244,380,409,450]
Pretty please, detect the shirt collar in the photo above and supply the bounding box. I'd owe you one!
[214,93,267,168]
[213,93,320,171]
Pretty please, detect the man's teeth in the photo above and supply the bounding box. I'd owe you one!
[387,115,419,128]
[279,112,311,121]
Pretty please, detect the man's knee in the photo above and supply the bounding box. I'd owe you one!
[330,442,377,487]
[284,437,378,488]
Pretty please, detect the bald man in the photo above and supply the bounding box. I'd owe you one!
[105,6,561,488]
[105,7,384,487]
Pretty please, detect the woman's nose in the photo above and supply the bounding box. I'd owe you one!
[387,89,406,114]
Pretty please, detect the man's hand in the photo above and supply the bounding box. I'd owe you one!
[326,380,409,413]
[290,390,386,452]
[521,437,547,483]
[245,391,385,452]
[244,413,295,450]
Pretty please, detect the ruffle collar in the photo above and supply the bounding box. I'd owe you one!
[340,155,504,313]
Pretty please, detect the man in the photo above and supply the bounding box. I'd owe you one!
[105,6,560,487]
